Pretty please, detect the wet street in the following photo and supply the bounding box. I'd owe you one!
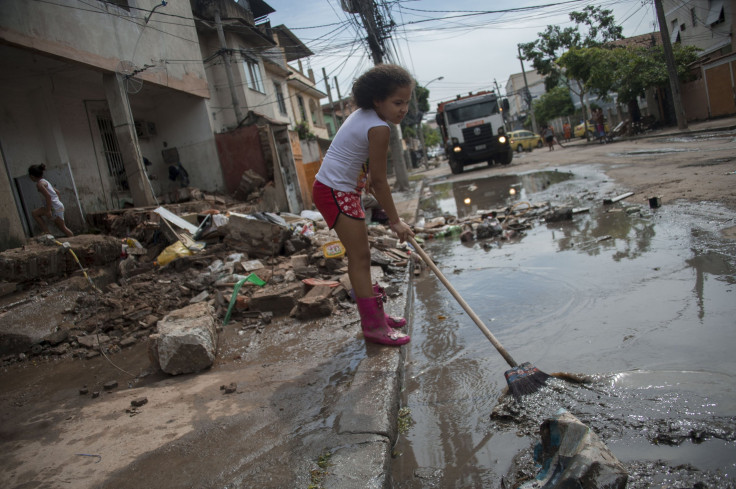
[392,165,736,488]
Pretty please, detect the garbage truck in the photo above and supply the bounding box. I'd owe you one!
[436,91,512,174]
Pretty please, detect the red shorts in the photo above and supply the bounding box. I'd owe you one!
[312,180,365,229]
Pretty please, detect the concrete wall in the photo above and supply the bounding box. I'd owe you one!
[0,0,207,96]
[0,150,26,250]
[664,0,733,56]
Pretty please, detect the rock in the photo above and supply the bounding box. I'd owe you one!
[119,337,137,348]
[79,386,89,395]
[224,213,290,257]
[131,397,148,407]
[43,328,70,346]
[249,282,304,317]
[545,207,574,222]
[77,334,110,349]
[149,302,217,375]
[294,285,334,320]
[520,409,628,489]
[103,380,118,391]
[221,382,237,394]
[189,290,209,304]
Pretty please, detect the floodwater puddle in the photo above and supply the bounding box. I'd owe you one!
[393,170,736,488]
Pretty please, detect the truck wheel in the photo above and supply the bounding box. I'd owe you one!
[449,156,463,174]
[495,149,513,165]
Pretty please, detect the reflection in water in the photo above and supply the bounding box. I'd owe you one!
[425,171,574,219]
[396,170,736,488]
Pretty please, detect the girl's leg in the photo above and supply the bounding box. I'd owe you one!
[333,214,409,346]
[32,208,50,234]
[54,217,74,237]
[333,214,372,298]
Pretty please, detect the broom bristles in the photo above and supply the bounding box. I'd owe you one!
[504,362,551,399]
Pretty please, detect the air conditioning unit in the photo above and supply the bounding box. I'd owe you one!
[135,120,157,139]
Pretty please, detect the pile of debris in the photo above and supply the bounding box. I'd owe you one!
[413,191,640,246]
[0,204,411,372]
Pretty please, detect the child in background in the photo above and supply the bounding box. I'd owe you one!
[312,64,414,346]
[28,164,74,237]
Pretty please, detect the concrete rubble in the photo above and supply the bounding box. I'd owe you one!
[149,302,218,375]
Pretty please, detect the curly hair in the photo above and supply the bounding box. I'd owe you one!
[28,164,46,178]
[352,64,414,110]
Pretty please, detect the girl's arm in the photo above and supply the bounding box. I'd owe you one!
[367,126,414,242]
[37,181,53,216]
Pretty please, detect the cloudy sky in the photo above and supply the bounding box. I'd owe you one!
[265,0,658,114]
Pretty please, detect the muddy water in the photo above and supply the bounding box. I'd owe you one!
[392,168,736,488]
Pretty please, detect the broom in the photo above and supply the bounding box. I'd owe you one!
[408,237,550,399]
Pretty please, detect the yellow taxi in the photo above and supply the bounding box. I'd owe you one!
[574,120,610,138]
[508,130,543,152]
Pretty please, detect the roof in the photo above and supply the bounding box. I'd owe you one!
[609,32,661,48]
[272,25,314,61]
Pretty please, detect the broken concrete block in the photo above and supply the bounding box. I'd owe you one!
[149,302,217,375]
[294,285,334,320]
[521,409,628,489]
[77,334,110,349]
[290,254,309,269]
[0,235,121,282]
[249,282,303,317]
[224,213,290,257]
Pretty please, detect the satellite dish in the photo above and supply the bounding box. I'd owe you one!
[116,60,143,94]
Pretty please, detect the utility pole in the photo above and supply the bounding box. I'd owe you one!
[517,44,538,134]
[410,89,428,169]
[654,0,688,130]
[354,0,409,190]
[493,78,507,132]
[322,67,338,135]
[334,76,346,126]
[214,5,244,125]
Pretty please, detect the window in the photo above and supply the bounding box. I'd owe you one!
[691,8,697,26]
[244,59,264,93]
[706,0,724,26]
[274,82,287,115]
[96,116,128,192]
[296,95,307,122]
[99,0,130,11]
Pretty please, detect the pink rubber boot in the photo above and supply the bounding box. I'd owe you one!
[356,294,411,346]
[373,283,407,329]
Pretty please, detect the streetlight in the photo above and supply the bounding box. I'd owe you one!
[414,76,444,169]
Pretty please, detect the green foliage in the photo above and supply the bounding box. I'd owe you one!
[520,6,623,91]
[609,44,700,103]
[533,85,575,123]
[296,120,316,141]
[423,124,441,147]
[308,451,332,489]
[415,85,430,113]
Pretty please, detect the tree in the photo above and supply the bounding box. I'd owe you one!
[422,123,441,147]
[520,6,623,138]
[608,44,700,104]
[533,85,575,124]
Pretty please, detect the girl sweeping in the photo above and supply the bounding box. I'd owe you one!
[28,164,74,237]
[312,64,414,346]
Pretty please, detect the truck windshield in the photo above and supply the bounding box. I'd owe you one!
[446,100,499,124]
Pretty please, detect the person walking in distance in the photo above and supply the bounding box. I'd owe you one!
[28,164,74,237]
[312,64,414,346]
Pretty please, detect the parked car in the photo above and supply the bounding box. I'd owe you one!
[574,120,610,138]
[508,130,543,152]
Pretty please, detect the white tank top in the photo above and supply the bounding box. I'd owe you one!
[40,178,64,211]
[315,108,389,193]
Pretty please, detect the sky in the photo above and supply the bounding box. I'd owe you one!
[264,0,659,116]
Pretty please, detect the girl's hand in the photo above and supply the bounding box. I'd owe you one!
[389,219,414,243]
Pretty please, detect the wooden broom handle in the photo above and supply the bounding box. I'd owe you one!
[409,237,518,368]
